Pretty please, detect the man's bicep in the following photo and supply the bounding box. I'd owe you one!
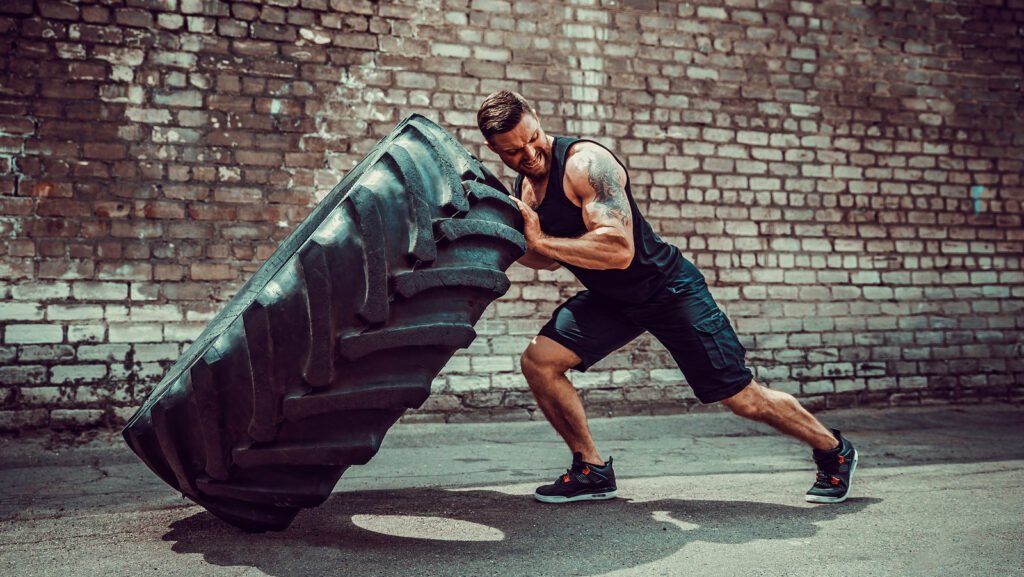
[568,149,632,234]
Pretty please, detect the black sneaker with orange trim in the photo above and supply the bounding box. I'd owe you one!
[534,452,617,504]
[806,428,858,504]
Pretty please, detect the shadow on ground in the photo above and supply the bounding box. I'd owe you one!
[164,488,879,576]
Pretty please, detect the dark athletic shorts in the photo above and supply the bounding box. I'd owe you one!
[538,264,754,404]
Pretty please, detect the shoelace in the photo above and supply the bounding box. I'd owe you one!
[558,463,591,484]
[814,469,836,488]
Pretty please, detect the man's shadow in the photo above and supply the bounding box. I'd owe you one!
[164,487,878,576]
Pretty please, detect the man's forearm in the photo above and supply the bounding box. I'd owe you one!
[534,228,632,270]
[518,250,560,270]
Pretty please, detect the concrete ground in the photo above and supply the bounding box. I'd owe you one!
[1,404,1022,577]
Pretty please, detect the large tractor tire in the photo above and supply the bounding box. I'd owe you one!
[122,114,525,532]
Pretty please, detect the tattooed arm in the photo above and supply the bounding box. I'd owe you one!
[510,143,634,270]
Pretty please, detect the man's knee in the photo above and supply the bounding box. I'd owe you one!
[520,337,576,384]
[720,380,766,420]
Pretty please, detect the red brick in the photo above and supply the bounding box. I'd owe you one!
[38,260,93,279]
[97,261,151,281]
[27,218,79,237]
[110,220,163,239]
[0,198,33,216]
[38,0,79,20]
[27,181,73,198]
[190,263,236,281]
[135,201,185,220]
[188,204,237,220]
[154,264,184,281]
[93,202,131,219]
[37,200,92,218]
[115,8,153,28]
[81,5,110,23]
[83,143,126,160]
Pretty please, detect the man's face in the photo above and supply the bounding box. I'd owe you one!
[487,112,551,180]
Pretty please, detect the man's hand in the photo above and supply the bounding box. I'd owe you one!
[510,195,546,250]
[509,196,560,270]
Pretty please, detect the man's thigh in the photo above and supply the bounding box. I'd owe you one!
[632,278,754,403]
[537,290,644,372]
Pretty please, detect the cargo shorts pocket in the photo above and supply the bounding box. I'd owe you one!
[692,310,745,370]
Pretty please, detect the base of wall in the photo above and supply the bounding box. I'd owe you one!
[2,386,1021,433]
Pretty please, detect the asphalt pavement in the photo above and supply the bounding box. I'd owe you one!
[1,404,1022,577]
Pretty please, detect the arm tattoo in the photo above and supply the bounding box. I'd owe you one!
[583,154,632,228]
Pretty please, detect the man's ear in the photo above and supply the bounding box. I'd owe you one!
[485,140,496,154]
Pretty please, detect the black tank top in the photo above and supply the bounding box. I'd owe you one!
[514,136,684,304]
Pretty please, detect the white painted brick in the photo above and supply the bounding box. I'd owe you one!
[650,368,684,382]
[472,46,511,62]
[737,131,769,146]
[470,355,515,373]
[491,373,525,390]
[19,386,62,405]
[0,365,47,385]
[5,324,63,344]
[109,323,164,343]
[475,321,507,337]
[68,325,105,343]
[447,374,489,392]
[431,43,471,58]
[77,344,131,362]
[50,409,105,428]
[131,305,183,322]
[19,345,75,362]
[51,364,108,384]
[185,308,218,322]
[72,281,129,300]
[106,305,130,321]
[11,282,70,300]
[899,376,929,389]
[61,385,112,404]
[697,6,727,19]
[0,302,44,321]
[164,323,204,342]
[612,369,648,384]
[133,343,181,362]
[131,283,161,301]
[489,336,528,355]
[0,409,49,430]
[570,372,611,388]
[687,67,718,80]
[47,304,106,321]
[438,355,471,376]
[114,362,165,381]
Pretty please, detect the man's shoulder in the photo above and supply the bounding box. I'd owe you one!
[565,139,612,163]
[564,140,626,186]
[564,141,618,180]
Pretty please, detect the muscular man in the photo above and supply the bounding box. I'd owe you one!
[477,90,858,505]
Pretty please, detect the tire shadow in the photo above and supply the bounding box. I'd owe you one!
[164,488,880,577]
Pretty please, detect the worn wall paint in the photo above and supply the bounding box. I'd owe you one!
[0,0,1021,429]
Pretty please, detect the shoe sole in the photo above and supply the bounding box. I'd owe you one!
[805,449,858,504]
[534,489,618,504]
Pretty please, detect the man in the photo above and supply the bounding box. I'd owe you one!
[476,90,858,505]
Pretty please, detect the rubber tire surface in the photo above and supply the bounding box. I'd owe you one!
[122,114,525,532]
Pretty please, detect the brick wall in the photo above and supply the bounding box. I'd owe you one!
[0,0,1022,430]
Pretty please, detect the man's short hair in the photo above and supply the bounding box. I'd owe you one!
[477,90,535,142]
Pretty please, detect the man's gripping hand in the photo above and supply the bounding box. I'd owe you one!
[510,196,560,270]
[510,195,545,247]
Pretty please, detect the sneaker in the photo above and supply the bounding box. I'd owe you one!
[806,428,858,504]
[534,452,617,504]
